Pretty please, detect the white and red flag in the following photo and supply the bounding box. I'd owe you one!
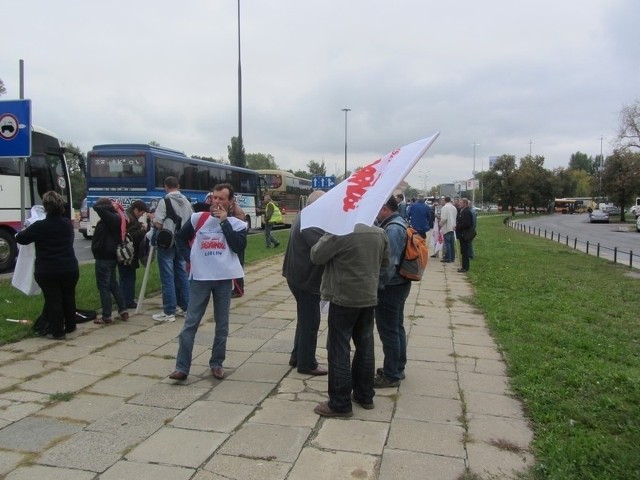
[301,133,440,235]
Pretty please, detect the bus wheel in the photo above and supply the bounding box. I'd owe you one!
[0,229,18,273]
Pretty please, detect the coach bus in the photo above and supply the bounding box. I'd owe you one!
[80,144,261,238]
[0,126,77,272]
[553,197,597,214]
[256,169,313,226]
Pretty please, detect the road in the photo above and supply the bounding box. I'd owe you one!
[515,213,640,268]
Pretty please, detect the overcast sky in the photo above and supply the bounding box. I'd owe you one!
[2,0,638,189]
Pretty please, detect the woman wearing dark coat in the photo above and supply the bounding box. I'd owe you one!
[15,191,79,339]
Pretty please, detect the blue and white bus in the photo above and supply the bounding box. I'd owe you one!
[79,143,261,238]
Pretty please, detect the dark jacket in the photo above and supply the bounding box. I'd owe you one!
[282,214,325,294]
[15,214,78,274]
[91,203,122,260]
[125,208,146,268]
[455,207,474,240]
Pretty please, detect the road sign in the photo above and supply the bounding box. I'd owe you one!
[0,99,32,158]
[312,175,336,190]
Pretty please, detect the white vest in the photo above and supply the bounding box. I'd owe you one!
[188,213,247,281]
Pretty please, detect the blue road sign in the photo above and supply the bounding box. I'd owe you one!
[312,175,337,190]
[0,99,32,158]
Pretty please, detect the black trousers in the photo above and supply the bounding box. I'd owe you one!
[34,270,79,336]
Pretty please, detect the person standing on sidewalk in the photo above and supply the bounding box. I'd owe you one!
[374,196,411,388]
[168,183,247,382]
[152,176,193,323]
[282,190,327,376]
[407,194,432,239]
[263,194,281,248]
[455,198,474,273]
[440,196,457,263]
[117,200,150,309]
[310,224,390,417]
[15,191,79,339]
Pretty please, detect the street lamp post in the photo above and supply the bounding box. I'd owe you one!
[237,0,244,167]
[472,142,479,207]
[342,108,351,179]
[599,135,604,197]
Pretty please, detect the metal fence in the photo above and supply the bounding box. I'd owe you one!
[505,219,639,270]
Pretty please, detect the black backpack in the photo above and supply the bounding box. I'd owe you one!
[156,198,182,249]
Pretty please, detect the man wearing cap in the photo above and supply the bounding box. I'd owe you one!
[118,199,150,309]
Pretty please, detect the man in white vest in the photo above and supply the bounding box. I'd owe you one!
[168,183,247,381]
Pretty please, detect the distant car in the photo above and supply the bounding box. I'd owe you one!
[484,205,499,212]
[600,204,620,216]
[589,209,609,223]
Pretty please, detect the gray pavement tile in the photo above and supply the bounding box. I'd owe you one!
[225,336,268,352]
[86,373,159,397]
[0,450,24,477]
[231,326,280,341]
[95,339,159,360]
[312,419,388,455]
[100,460,195,480]
[127,426,227,467]
[19,370,99,395]
[467,413,534,450]
[193,349,252,369]
[0,359,61,379]
[246,317,291,329]
[0,349,24,362]
[0,400,44,422]
[287,448,378,480]
[466,442,535,480]
[63,354,131,376]
[85,404,179,438]
[202,379,276,405]
[455,343,505,361]
[250,398,319,428]
[465,391,526,418]
[247,351,291,365]
[277,377,305,394]
[387,417,466,457]
[408,334,453,350]
[0,416,84,452]
[452,327,498,347]
[129,383,210,409]
[0,390,49,403]
[258,337,294,354]
[406,345,456,363]
[399,367,460,399]
[5,464,96,480]
[457,356,508,376]
[227,313,256,324]
[394,393,463,425]
[29,344,96,364]
[0,376,22,391]
[0,338,47,355]
[172,399,254,433]
[38,393,124,423]
[458,371,511,395]
[120,354,176,377]
[230,361,290,383]
[201,453,291,480]
[408,324,453,339]
[378,448,466,480]
[37,430,137,473]
[219,423,311,463]
[128,329,181,346]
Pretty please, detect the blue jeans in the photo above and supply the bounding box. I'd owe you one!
[264,223,279,247]
[327,303,376,413]
[444,231,456,262]
[375,282,411,381]
[118,263,137,307]
[157,245,190,315]
[288,281,321,372]
[95,259,127,318]
[175,279,232,375]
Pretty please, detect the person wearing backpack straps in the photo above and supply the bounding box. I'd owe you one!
[374,195,412,388]
[117,200,150,309]
[152,176,193,322]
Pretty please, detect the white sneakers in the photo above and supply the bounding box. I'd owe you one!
[152,312,175,322]
[153,307,185,323]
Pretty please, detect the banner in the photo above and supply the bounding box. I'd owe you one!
[301,133,439,235]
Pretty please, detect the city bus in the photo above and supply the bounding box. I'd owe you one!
[0,125,76,272]
[553,197,597,214]
[80,144,261,238]
[256,169,313,226]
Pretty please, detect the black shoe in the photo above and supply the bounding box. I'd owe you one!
[457,268,468,273]
[374,374,400,388]
[45,333,66,340]
[289,356,297,367]
[65,326,77,334]
[127,301,138,309]
[351,394,374,410]
[377,367,406,380]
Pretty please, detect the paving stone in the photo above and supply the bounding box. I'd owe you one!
[95,339,159,360]
[232,326,279,340]
[85,404,179,439]
[0,359,61,379]
[455,343,505,361]
[172,399,254,433]
[394,393,463,425]
[127,426,227,467]
[467,413,534,450]
[287,447,378,480]
[466,442,535,479]
[129,383,210,409]
[0,400,45,421]
[0,450,24,476]
[465,391,525,418]
[0,376,21,391]
[230,362,290,383]
[250,398,319,428]
[19,370,99,395]
[219,423,311,462]
[379,446,465,479]
[458,371,510,395]
[226,336,268,352]
[120,354,176,377]
[38,392,124,422]
[86,373,159,397]
[5,464,96,480]
[202,379,276,405]
[0,416,84,452]
[313,419,388,455]
[399,366,460,399]
[0,390,49,403]
[30,344,95,364]
[201,453,291,480]
[100,460,194,479]
[63,354,131,376]
[387,418,465,457]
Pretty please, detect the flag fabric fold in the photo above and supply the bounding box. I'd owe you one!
[301,133,440,235]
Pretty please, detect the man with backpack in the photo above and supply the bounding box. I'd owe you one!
[152,176,193,322]
[117,200,150,309]
[374,195,412,388]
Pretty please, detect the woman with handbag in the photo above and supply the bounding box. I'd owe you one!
[15,191,79,339]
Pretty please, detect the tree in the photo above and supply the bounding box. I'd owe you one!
[61,141,86,209]
[0,78,6,96]
[292,170,312,179]
[191,155,225,164]
[601,149,640,221]
[307,160,326,177]
[482,154,520,212]
[569,151,594,174]
[148,140,161,146]
[246,153,277,170]
[615,100,640,151]
[228,136,246,168]
[516,155,554,212]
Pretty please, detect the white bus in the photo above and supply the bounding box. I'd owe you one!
[0,126,75,272]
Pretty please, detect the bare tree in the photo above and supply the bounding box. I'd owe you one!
[615,100,640,151]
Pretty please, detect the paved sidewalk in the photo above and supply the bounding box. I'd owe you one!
[0,255,534,479]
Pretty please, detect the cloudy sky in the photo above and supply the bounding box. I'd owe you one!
[1,0,637,189]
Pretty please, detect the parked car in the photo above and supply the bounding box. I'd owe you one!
[589,210,609,223]
[599,203,620,216]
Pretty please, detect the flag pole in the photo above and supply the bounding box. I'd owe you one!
[135,245,154,314]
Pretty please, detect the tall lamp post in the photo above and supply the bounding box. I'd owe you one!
[342,108,351,179]
[599,135,604,197]
[237,0,244,167]
[472,142,479,207]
